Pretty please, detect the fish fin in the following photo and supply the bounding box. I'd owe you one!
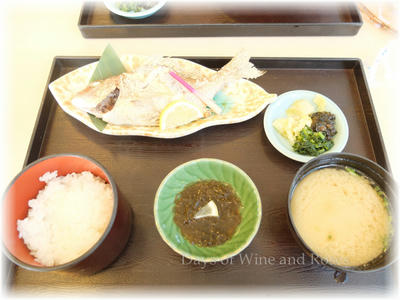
[218,50,266,80]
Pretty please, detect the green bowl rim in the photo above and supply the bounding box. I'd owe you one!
[153,158,262,262]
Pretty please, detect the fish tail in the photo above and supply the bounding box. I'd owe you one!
[218,50,265,80]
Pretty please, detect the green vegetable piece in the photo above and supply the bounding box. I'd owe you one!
[345,166,358,176]
[378,191,386,197]
[382,235,389,252]
[87,44,126,131]
[117,1,152,12]
[292,125,334,156]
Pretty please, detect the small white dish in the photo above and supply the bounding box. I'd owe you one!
[263,90,349,163]
[104,1,166,19]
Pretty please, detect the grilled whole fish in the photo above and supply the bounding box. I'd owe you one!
[71,52,265,127]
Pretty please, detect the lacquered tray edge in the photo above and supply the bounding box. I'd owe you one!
[78,2,363,38]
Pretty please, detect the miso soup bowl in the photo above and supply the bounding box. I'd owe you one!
[2,154,132,274]
[287,152,397,283]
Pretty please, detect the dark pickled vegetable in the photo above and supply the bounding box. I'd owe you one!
[310,111,337,140]
[293,126,334,156]
[173,180,242,247]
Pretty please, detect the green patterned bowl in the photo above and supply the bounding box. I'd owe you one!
[154,158,262,262]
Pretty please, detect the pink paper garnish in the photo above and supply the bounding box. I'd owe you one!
[168,71,222,114]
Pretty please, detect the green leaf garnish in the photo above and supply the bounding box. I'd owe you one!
[87,44,127,131]
[88,113,108,131]
[90,44,126,83]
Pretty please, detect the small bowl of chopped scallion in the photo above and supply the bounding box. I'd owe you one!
[104,1,166,19]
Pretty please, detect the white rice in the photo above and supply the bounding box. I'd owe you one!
[17,171,114,266]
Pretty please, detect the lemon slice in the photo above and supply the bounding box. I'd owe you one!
[194,201,219,219]
[159,100,203,130]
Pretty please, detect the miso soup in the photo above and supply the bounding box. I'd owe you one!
[291,167,391,267]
